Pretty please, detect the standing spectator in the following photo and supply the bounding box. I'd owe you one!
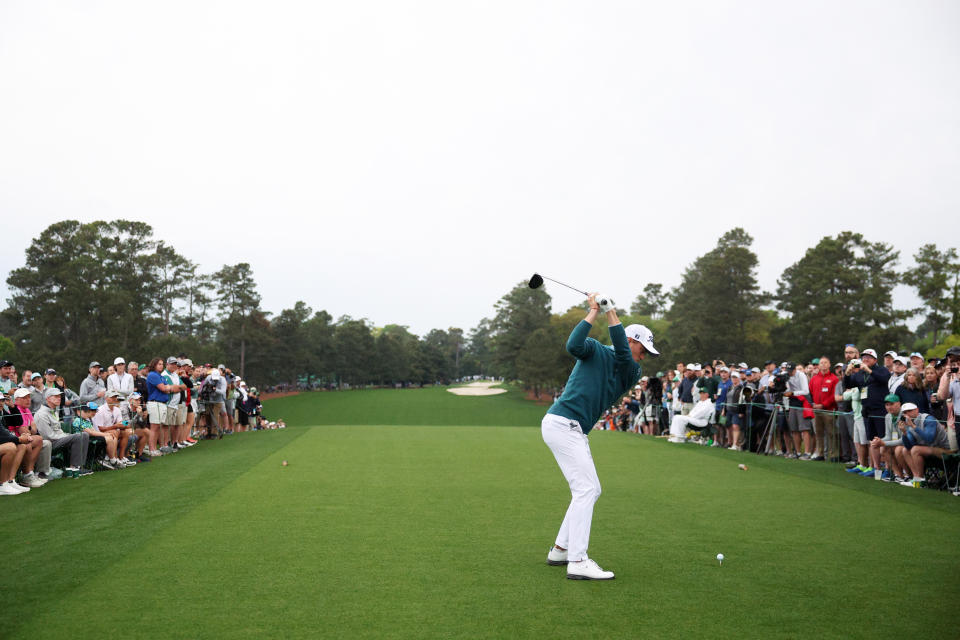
[842,359,872,474]
[177,359,197,447]
[909,352,925,372]
[895,368,931,414]
[130,362,148,399]
[677,366,696,415]
[713,367,732,447]
[725,371,746,450]
[936,346,960,425]
[810,356,838,461]
[924,365,948,423]
[145,357,174,456]
[35,388,91,477]
[160,357,185,453]
[888,356,908,393]
[0,361,15,394]
[106,357,135,405]
[79,361,106,405]
[859,349,891,446]
[883,350,897,373]
[784,363,814,459]
[28,373,44,413]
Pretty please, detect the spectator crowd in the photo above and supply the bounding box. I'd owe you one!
[594,344,960,495]
[0,357,285,496]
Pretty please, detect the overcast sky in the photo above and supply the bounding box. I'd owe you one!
[1,1,957,336]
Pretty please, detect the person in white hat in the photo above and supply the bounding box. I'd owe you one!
[893,402,951,487]
[543,293,657,580]
[107,357,135,405]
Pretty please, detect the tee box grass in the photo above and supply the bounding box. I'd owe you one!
[4,384,958,639]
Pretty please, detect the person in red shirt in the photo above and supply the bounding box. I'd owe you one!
[810,356,839,461]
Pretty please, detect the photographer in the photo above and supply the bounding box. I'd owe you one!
[935,346,960,422]
[857,349,892,447]
[893,402,950,488]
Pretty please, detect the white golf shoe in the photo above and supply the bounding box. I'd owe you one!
[546,546,568,566]
[566,558,614,580]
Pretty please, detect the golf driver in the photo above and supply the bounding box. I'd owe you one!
[528,273,614,311]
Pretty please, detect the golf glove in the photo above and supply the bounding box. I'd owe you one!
[597,295,615,313]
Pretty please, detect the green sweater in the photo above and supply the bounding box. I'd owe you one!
[548,321,641,434]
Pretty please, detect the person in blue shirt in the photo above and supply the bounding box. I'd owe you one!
[543,293,658,580]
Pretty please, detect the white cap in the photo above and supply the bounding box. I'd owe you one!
[894,355,909,366]
[861,349,878,359]
[909,352,923,359]
[13,388,31,399]
[114,357,125,365]
[209,370,221,380]
[731,371,741,378]
[180,358,194,367]
[640,376,649,382]
[883,350,898,358]
[901,402,918,412]
[624,324,659,355]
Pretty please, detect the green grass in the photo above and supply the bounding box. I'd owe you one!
[268,384,545,427]
[4,389,959,639]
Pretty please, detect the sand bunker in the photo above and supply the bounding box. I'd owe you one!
[447,381,507,396]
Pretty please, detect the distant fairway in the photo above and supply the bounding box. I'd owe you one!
[6,388,959,639]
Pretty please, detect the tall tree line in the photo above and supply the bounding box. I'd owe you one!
[2,221,957,392]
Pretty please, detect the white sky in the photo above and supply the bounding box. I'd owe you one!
[1,1,958,336]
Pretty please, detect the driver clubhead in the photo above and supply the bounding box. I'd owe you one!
[528,273,544,290]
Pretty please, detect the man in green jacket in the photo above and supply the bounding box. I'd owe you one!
[543,293,658,580]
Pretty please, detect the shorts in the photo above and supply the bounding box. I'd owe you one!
[248,414,258,427]
[146,401,167,424]
[187,399,196,414]
[643,405,656,421]
[853,416,868,445]
[787,406,812,432]
[225,398,235,413]
[164,404,185,426]
[729,412,743,427]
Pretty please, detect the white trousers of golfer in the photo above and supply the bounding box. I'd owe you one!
[542,413,601,563]
[669,414,707,439]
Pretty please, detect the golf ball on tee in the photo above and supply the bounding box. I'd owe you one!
[716,553,724,562]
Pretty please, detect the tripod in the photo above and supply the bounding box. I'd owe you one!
[757,402,784,455]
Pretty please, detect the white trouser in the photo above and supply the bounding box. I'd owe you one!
[670,414,707,439]
[541,413,601,563]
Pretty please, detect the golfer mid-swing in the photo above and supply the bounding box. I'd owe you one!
[543,293,658,580]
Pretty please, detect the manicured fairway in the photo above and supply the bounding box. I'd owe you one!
[6,389,959,639]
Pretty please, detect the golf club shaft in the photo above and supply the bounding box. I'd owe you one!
[539,275,589,297]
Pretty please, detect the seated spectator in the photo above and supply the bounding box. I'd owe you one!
[869,396,909,482]
[668,388,713,443]
[124,393,152,462]
[71,402,122,469]
[7,388,52,482]
[0,391,45,490]
[895,368,930,414]
[91,391,134,467]
[894,402,952,488]
[0,434,29,495]
[35,388,91,477]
